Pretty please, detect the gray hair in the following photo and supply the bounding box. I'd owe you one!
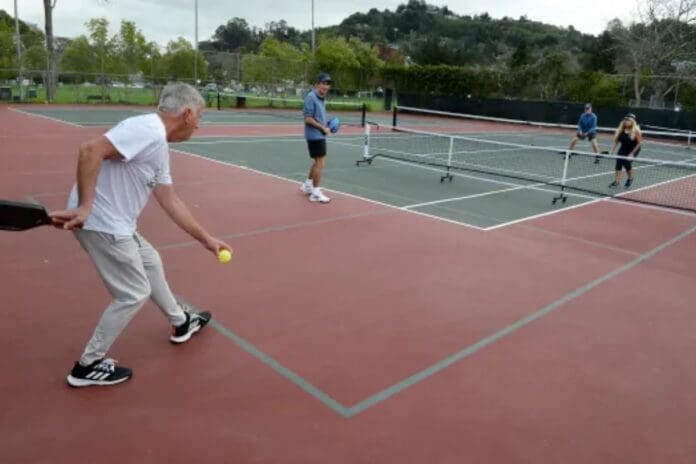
[158,82,206,114]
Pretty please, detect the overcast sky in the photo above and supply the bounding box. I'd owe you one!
[2,0,639,46]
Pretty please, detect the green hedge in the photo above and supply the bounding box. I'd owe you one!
[381,64,502,97]
[379,65,650,108]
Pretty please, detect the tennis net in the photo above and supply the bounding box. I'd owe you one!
[392,106,694,152]
[357,114,696,213]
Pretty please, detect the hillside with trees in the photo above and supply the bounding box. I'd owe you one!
[2,0,695,109]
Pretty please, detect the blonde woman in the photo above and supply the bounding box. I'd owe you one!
[608,114,642,188]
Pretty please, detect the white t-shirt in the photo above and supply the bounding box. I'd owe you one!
[67,113,173,235]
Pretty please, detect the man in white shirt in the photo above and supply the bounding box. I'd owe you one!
[51,83,232,388]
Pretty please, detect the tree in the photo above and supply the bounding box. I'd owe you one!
[536,49,573,99]
[212,18,255,52]
[258,36,305,82]
[510,40,530,68]
[565,71,625,106]
[24,45,47,79]
[0,12,46,84]
[375,43,405,65]
[266,20,302,47]
[43,0,57,101]
[239,37,305,87]
[61,36,93,76]
[143,41,165,84]
[114,20,148,81]
[610,0,696,106]
[42,0,112,100]
[349,37,382,71]
[162,37,206,82]
[86,17,114,97]
[315,37,360,90]
[0,24,14,80]
[585,31,617,73]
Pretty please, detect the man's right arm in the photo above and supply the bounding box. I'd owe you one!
[50,136,123,229]
[304,116,328,135]
[303,97,328,135]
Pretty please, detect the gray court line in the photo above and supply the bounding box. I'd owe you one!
[513,224,642,257]
[3,170,74,176]
[9,107,85,128]
[173,295,350,417]
[157,209,393,251]
[210,320,352,417]
[344,224,696,417]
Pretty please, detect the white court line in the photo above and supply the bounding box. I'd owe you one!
[403,185,530,209]
[482,199,605,230]
[9,107,85,128]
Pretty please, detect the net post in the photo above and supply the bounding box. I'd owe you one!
[217,89,221,111]
[552,150,571,204]
[440,136,455,182]
[360,103,366,127]
[689,130,692,149]
[392,106,397,128]
[356,123,372,166]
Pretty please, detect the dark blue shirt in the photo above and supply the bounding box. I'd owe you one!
[303,90,327,141]
[577,113,597,134]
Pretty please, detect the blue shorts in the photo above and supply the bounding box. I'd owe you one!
[307,139,327,158]
[577,132,597,141]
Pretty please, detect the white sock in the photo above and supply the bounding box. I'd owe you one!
[312,187,323,195]
[304,179,313,186]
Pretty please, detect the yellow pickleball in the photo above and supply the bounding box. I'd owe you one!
[218,249,232,264]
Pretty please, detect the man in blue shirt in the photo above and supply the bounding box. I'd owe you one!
[300,73,332,203]
[567,103,601,164]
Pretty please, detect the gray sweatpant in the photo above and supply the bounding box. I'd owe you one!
[74,229,187,365]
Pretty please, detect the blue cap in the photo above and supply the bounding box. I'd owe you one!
[317,72,332,83]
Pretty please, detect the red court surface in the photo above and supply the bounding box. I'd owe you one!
[1,105,695,464]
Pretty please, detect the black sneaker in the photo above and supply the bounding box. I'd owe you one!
[594,156,600,164]
[625,178,633,188]
[67,358,132,388]
[608,181,619,188]
[170,310,212,344]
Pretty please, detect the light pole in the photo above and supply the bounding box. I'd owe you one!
[311,0,315,56]
[13,0,24,101]
[194,0,199,85]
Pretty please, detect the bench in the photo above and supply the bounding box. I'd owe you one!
[86,95,111,103]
